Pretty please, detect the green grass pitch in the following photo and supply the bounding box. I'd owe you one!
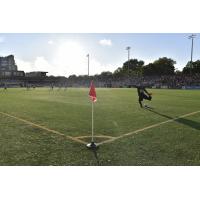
[0,87,200,165]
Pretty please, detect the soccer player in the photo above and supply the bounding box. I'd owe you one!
[4,83,7,90]
[26,84,30,90]
[136,86,152,108]
[64,84,67,91]
[50,83,54,90]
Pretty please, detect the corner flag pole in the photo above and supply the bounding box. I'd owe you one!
[91,99,94,143]
[87,80,97,149]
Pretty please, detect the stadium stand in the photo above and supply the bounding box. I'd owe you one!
[1,55,200,89]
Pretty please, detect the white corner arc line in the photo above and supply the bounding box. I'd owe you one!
[75,135,115,139]
[98,110,200,145]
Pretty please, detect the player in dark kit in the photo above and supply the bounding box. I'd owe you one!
[137,86,152,108]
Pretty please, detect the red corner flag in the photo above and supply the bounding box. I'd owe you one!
[89,81,97,102]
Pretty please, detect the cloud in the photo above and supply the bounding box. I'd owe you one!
[16,56,116,77]
[15,41,118,77]
[0,36,5,43]
[15,58,34,72]
[48,40,54,45]
[34,57,54,72]
[16,57,54,75]
[52,41,88,76]
[99,39,112,46]
[89,59,116,75]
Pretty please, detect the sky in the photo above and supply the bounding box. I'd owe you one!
[0,33,199,77]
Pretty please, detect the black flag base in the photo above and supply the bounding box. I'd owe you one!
[86,141,98,149]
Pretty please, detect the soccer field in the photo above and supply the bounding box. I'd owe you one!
[0,87,200,165]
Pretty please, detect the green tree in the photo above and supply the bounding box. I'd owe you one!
[113,67,126,78]
[99,71,113,79]
[143,57,176,76]
[183,60,200,74]
[121,59,145,76]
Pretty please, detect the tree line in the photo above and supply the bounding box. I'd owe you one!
[67,57,200,81]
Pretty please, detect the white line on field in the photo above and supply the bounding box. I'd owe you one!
[0,111,87,145]
[1,110,199,147]
[75,135,115,139]
[97,110,200,145]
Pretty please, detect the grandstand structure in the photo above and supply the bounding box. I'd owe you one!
[0,55,60,87]
[0,54,200,89]
[0,55,25,87]
[66,74,200,89]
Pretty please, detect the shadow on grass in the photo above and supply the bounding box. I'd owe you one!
[146,108,200,131]
[92,148,101,165]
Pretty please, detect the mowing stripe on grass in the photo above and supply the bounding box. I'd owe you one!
[0,111,87,145]
[98,110,200,145]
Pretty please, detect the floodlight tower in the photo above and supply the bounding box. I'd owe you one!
[126,46,131,84]
[126,46,131,72]
[188,34,196,64]
[86,54,90,76]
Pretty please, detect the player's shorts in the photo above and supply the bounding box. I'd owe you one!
[139,93,152,101]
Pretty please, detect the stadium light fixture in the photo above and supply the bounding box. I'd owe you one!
[126,46,131,79]
[86,54,89,76]
[126,46,131,61]
[188,34,196,64]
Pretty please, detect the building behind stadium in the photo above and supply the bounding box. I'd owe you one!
[0,55,66,87]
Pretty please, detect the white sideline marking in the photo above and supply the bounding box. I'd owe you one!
[0,112,87,145]
[1,110,199,147]
[98,110,200,145]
